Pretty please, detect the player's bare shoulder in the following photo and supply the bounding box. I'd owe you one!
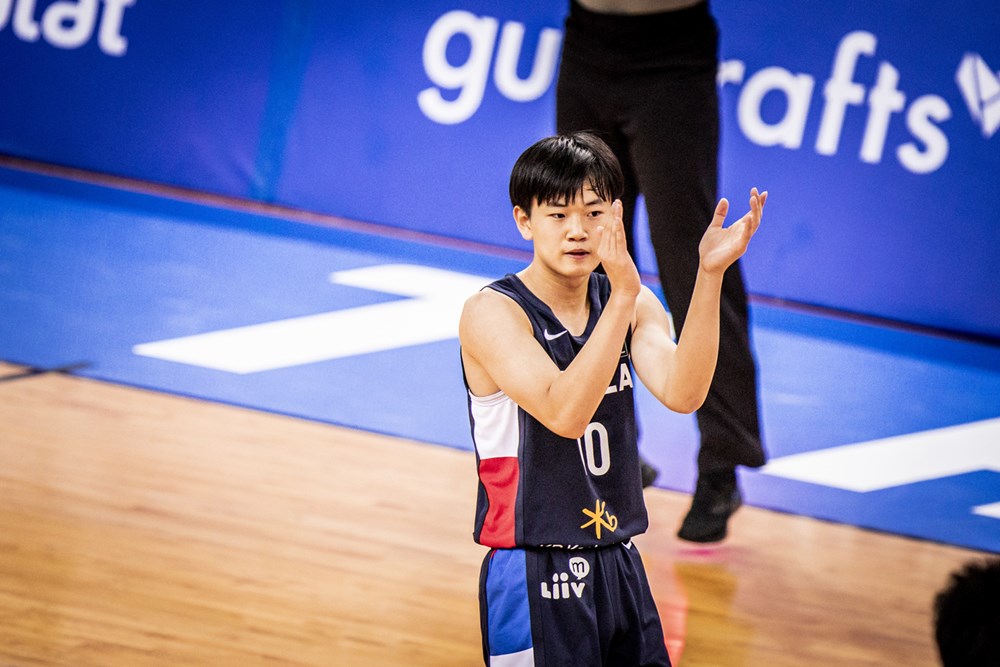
[460,286,534,397]
[459,287,527,348]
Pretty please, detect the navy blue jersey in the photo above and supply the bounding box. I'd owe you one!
[466,273,648,548]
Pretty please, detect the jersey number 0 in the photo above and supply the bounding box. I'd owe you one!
[578,421,610,476]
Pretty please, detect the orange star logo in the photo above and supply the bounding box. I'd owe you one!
[580,499,618,539]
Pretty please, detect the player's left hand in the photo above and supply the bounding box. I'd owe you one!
[698,188,767,275]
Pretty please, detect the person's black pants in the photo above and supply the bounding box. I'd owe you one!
[556,0,766,472]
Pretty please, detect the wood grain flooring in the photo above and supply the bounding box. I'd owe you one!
[0,362,985,666]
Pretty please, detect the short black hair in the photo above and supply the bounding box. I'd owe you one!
[509,132,624,214]
[934,557,1000,667]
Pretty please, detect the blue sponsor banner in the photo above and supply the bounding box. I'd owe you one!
[272,1,563,250]
[0,1,284,197]
[1,0,997,338]
[711,0,1000,339]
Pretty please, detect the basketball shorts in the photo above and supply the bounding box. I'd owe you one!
[478,541,671,666]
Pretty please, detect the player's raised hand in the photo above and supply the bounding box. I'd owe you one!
[698,188,767,275]
[596,199,641,298]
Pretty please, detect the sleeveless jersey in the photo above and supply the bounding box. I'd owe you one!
[465,272,648,549]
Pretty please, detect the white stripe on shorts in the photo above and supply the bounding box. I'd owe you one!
[491,647,534,666]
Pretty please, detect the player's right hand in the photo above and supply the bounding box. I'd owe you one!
[596,199,641,299]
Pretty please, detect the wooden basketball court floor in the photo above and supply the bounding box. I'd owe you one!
[0,359,990,666]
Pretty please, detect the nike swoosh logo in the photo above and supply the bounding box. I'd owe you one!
[543,329,569,341]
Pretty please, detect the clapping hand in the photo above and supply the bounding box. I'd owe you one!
[699,188,767,275]
[597,199,642,298]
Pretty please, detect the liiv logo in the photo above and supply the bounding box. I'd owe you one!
[540,557,590,600]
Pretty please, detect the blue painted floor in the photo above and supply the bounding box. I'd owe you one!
[2,165,999,553]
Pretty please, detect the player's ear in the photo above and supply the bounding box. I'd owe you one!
[513,206,533,240]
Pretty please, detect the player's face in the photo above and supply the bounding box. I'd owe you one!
[519,183,612,277]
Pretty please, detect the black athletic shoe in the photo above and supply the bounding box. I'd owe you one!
[640,459,659,488]
[677,470,742,543]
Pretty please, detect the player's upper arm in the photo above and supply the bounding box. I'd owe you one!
[459,289,565,424]
[629,285,684,410]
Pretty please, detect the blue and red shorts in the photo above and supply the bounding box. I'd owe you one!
[478,541,671,666]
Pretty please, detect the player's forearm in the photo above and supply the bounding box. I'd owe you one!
[543,293,635,437]
[666,268,723,413]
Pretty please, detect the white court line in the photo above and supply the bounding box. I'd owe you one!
[133,264,490,373]
[762,417,1000,492]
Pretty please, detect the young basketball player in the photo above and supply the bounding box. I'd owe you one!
[459,132,765,665]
